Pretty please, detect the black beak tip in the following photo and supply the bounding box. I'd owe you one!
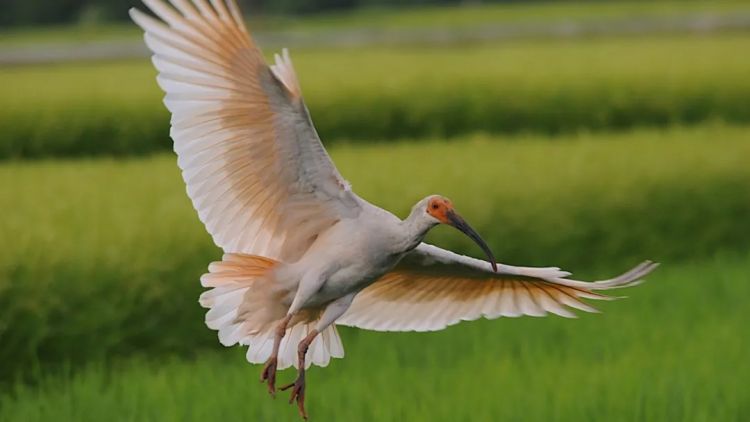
[446,210,498,273]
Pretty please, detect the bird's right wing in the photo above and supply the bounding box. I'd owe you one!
[130,0,360,262]
[338,243,658,332]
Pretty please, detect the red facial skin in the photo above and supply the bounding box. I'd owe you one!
[426,197,454,224]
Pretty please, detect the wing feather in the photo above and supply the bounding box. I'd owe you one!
[338,243,658,332]
[131,0,360,261]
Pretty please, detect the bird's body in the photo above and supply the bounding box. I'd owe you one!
[240,200,399,306]
[130,0,658,418]
[291,198,448,306]
[291,204,405,302]
[204,197,453,360]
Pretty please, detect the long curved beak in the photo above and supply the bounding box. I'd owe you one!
[445,210,498,272]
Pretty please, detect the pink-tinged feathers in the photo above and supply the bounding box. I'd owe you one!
[271,48,303,98]
[130,0,359,263]
[199,253,344,369]
[338,244,658,332]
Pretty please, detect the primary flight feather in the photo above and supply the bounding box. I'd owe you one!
[130,1,658,418]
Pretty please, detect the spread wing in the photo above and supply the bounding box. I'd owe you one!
[338,243,658,332]
[130,0,360,261]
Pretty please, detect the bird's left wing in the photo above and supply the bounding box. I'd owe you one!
[130,0,360,262]
[338,243,658,332]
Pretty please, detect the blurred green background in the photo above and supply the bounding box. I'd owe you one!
[1,0,749,421]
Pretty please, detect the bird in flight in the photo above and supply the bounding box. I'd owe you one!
[131,0,658,419]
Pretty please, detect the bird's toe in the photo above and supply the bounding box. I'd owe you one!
[281,370,307,419]
[260,357,279,396]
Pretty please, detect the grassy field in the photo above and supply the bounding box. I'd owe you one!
[2,32,750,158]
[2,3,749,419]
[1,0,747,46]
[1,255,748,421]
[1,123,748,383]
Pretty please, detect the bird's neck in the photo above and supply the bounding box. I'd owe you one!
[397,208,437,253]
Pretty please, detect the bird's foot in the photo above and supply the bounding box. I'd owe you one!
[260,356,278,397]
[281,369,307,420]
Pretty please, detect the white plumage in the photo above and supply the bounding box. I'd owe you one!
[130,0,658,418]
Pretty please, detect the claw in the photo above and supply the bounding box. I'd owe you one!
[260,357,278,397]
[281,370,307,420]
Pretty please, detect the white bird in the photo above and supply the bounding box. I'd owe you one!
[130,0,658,418]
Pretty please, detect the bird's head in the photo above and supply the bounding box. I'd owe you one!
[417,195,497,272]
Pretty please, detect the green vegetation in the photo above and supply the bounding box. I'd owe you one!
[2,32,750,159]
[278,0,750,32]
[1,255,748,421]
[2,0,747,45]
[1,123,748,383]
[2,3,748,418]
[0,24,140,47]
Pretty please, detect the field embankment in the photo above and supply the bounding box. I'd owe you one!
[2,0,748,48]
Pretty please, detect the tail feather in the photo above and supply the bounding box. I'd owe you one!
[244,322,343,369]
[200,253,345,369]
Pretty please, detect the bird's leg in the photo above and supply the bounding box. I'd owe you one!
[280,329,318,420]
[260,313,293,396]
[262,266,325,399]
[280,294,356,420]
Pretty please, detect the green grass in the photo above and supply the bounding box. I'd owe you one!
[0,24,141,47]
[1,32,750,159]
[1,123,748,383]
[1,0,747,47]
[1,255,748,421]
[274,0,750,32]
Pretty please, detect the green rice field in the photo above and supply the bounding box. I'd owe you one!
[1,255,748,421]
[1,123,748,386]
[2,32,750,158]
[1,1,748,420]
